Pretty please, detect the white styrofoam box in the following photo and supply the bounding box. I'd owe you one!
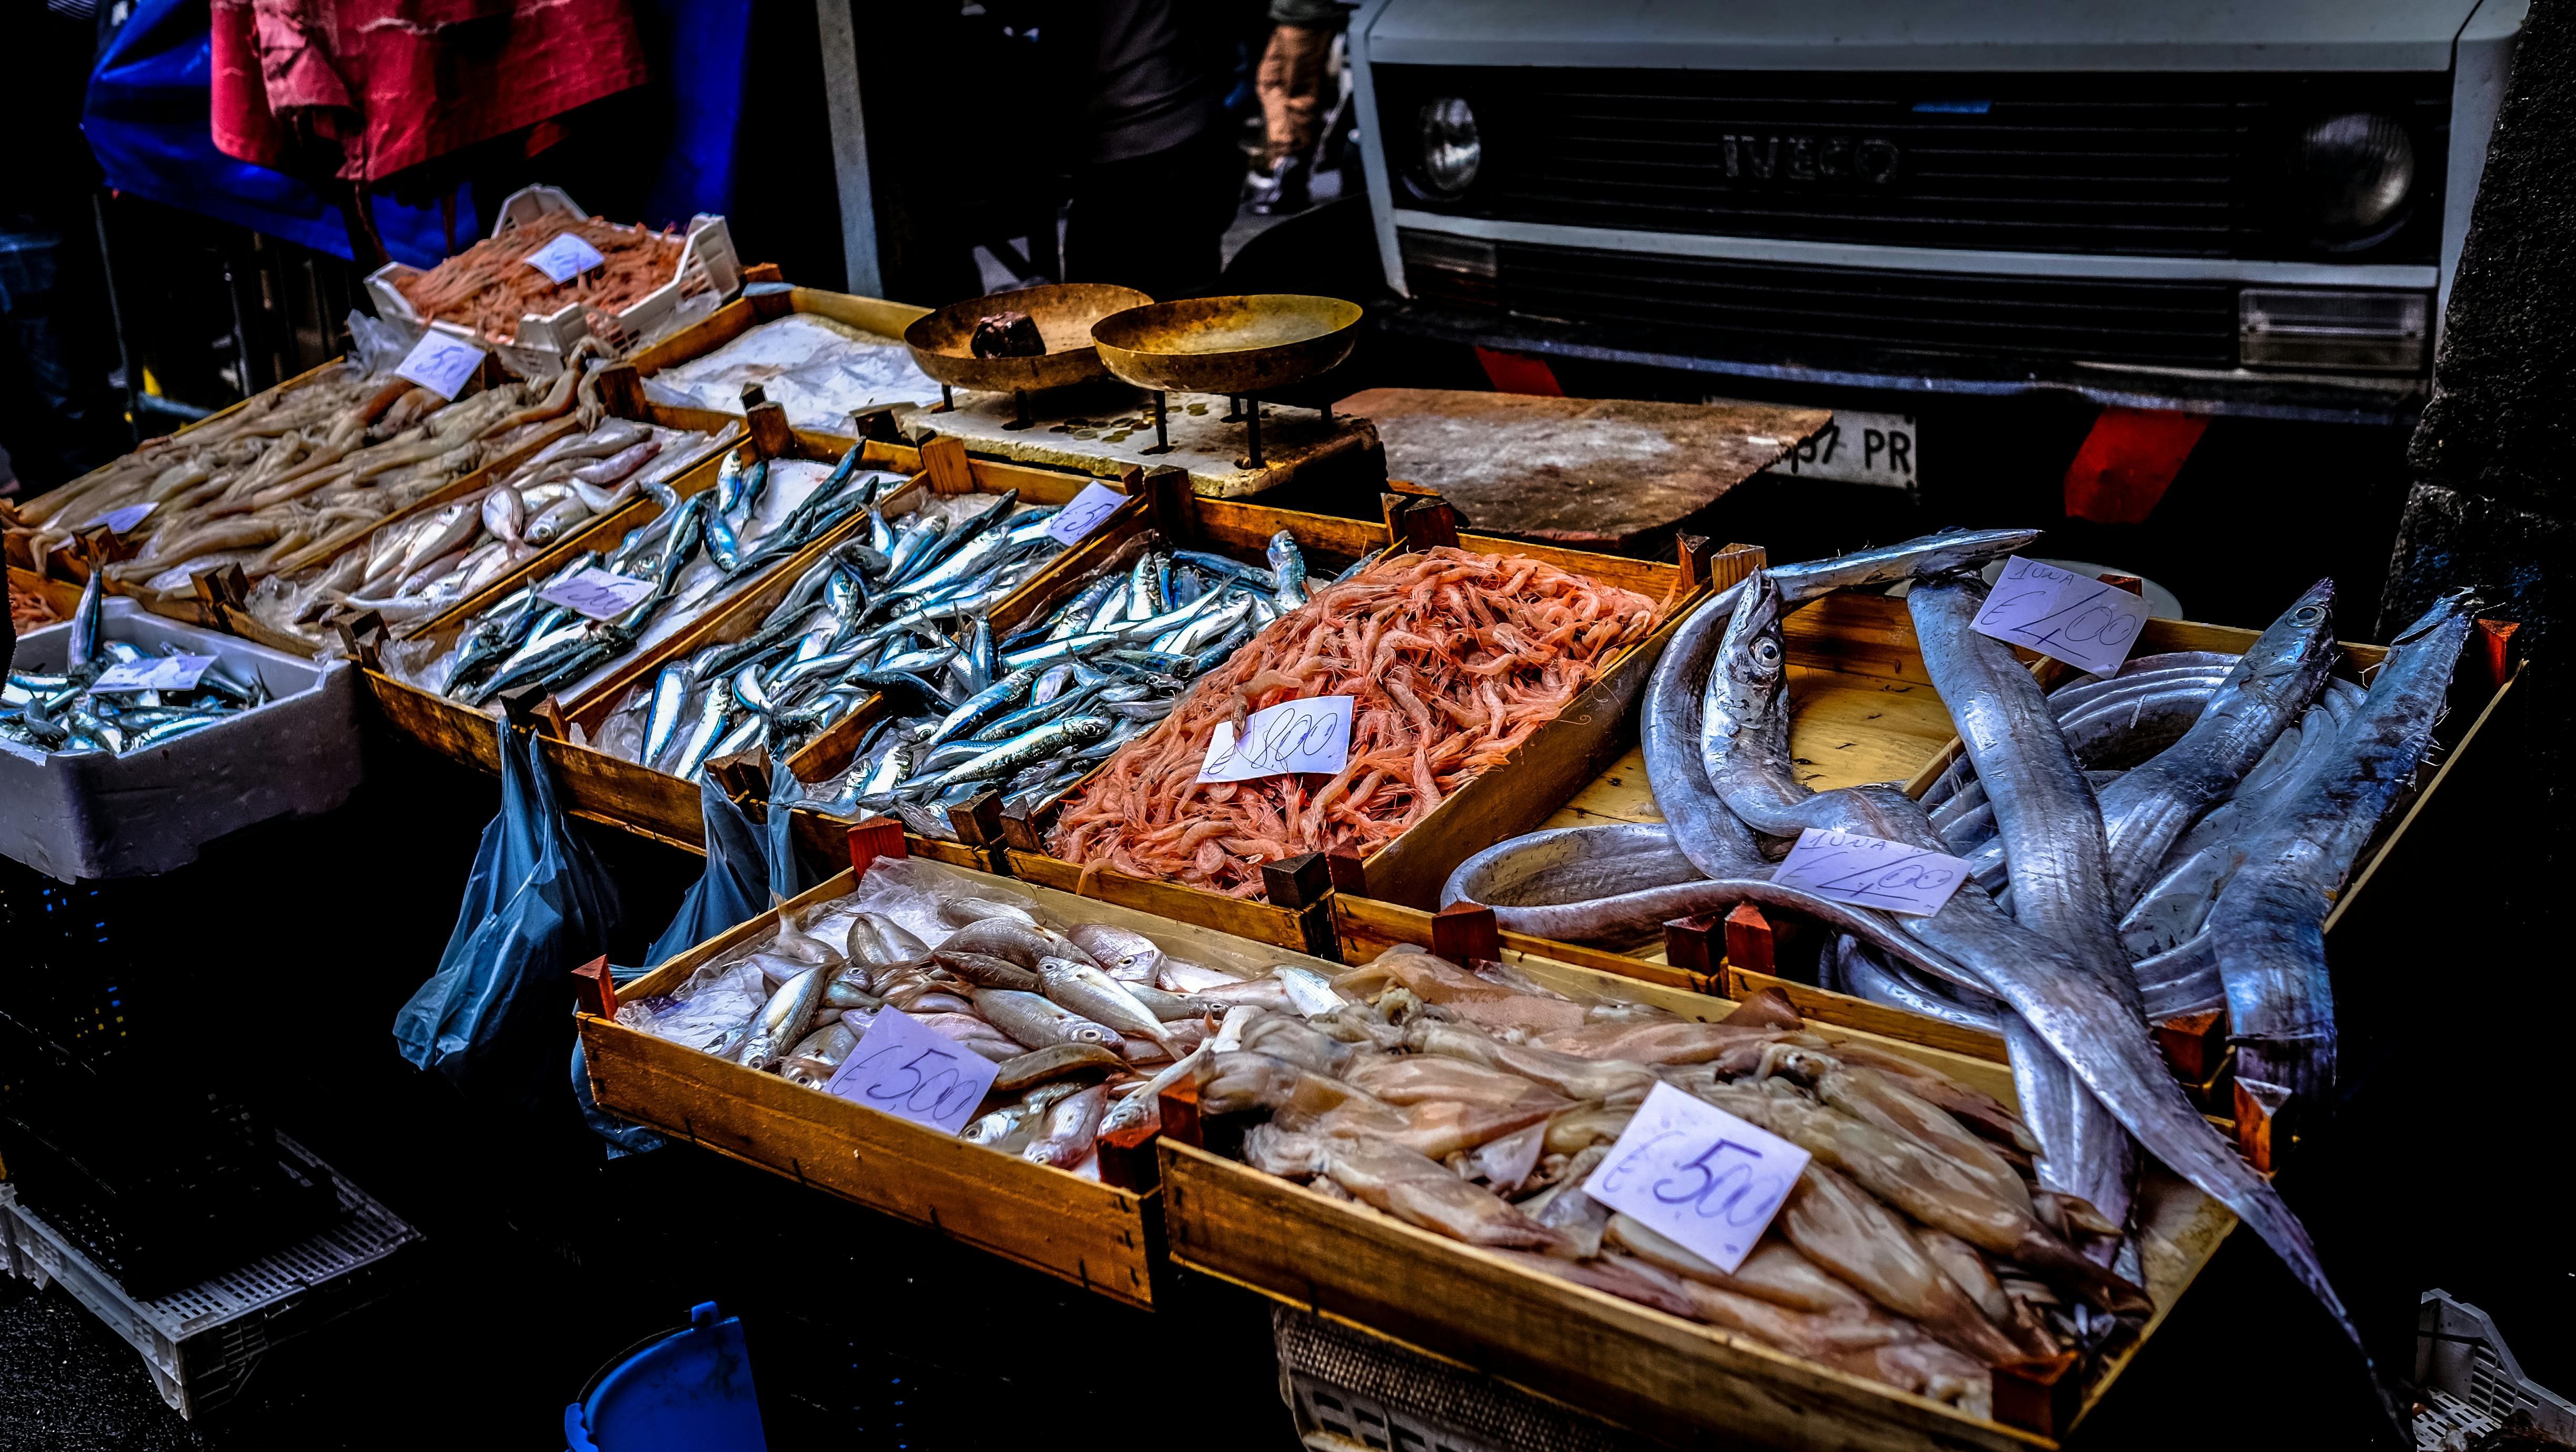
[366,185,741,380]
[2,600,360,881]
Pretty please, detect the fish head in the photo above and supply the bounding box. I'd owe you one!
[1061,714,1113,745]
[2237,578,2340,690]
[1709,570,1792,742]
[1066,923,1162,981]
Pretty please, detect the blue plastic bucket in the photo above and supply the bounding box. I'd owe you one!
[564,1302,767,1452]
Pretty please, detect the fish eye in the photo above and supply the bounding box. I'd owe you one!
[1753,639,1783,666]
[2295,606,2325,623]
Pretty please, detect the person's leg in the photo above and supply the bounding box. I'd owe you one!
[1273,24,1331,159]
[1255,26,1298,168]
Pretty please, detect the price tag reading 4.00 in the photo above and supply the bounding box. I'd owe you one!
[1970,556,2151,678]
[1767,826,1971,917]
[1043,481,1130,547]
[1198,694,1353,783]
[1582,1082,1811,1274]
[822,1007,999,1134]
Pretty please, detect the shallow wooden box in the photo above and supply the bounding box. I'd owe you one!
[994,488,1715,955]
[575,835,1347,1308]
[1361,588,2518,1062]
[1158,930,2235,1452]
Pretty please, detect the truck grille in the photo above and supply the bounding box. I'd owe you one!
[1377,66,2447,261]
[1402,233,2242,370]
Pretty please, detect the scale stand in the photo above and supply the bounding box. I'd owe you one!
[1144,390,1173,455]
[1239,399,1265,470]
[1001,388,1034,430]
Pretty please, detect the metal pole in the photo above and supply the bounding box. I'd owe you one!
[814,0,883,297]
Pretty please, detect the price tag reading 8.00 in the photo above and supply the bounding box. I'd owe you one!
[1767,826,1971,917]
[1969,556,2152,678]
[1197,694,1353,783]
[1582,1082,1811,1274]
[1042,481,1130,547]
[821,1007,999,1134]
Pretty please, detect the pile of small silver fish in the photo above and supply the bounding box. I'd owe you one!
[622,861,1330,1175]
[1,574,269,753]
[593,486,1075,780]
[797,530,1333,830]
[249,417,722,638]
[418,445,892,709]
[1201,945,2142,1420]
[1444,531,2470,1435]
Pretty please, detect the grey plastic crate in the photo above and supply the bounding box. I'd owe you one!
[1274,1306,1643,1452]
[2415,1289,2576,1451]
[0,1136,422,1419]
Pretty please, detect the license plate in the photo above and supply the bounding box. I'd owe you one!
[1758,409,1919,490]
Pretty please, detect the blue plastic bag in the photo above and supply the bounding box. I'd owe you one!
[394,720,620,1109]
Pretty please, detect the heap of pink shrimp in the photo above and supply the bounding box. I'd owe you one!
[1047,547,1662,899]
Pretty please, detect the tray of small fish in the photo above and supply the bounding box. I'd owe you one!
[957,489,1706,954]
[1154,919,2233,1451]
[2,585,359,880]
[579,833,1354,1308]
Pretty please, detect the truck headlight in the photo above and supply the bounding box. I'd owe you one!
[1413,97,1481,199]
[2287,113,2416,249]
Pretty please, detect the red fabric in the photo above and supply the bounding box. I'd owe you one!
[1473,346,1565,397]
[210,0,648,183]
[2061,406,2210,526]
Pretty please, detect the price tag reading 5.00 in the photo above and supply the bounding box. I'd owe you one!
[1970,556,2151,678]
[1198,694,1353,783]
[1043,481,1130,547]
[1582,1082,1811,1274]
[822,1007,999,1134]
[394,330,490,400]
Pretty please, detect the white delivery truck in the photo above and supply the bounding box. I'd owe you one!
[1342,0,2526,496]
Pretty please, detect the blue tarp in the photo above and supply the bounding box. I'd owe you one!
[80,0,752,267]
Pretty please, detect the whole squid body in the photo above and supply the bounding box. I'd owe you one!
[2208,589,2476,1106]
[1688,569,2398,1429]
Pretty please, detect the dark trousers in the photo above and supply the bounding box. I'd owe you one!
[1062,128,1244,302]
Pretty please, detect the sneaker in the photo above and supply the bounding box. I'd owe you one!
[1247,154,1311,216]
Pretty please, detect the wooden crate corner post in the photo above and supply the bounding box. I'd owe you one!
[572,955,618,1020]
[849,817,910,875]
[1430,902,1500,966]
[1993,1352,2083,1439]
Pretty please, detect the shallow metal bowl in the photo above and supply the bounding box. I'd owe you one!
[904,284,1155,394]
[1089,295,1363,396]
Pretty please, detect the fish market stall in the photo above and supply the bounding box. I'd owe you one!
[962,487,1704,955]
[577,831,1353,1307]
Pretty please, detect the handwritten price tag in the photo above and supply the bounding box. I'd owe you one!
[86,502,157,534]
[1970,557,2150,678]
[822,1007,999,1134]
[537,566,657,622]
[1198,695,1353,783]
[92,654,216,693]
[521,231,608,285]
[394,330,490,400]
[1769,826,1971,916]
[1583,1082,1810,1274]
[1043,481,1129,547]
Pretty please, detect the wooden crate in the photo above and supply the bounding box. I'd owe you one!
[995,485,1716,954]
[575,831,1347,1308]
[1385,589,2512,1034]
[609,282,930,437]
[1155,934,2235,1451]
